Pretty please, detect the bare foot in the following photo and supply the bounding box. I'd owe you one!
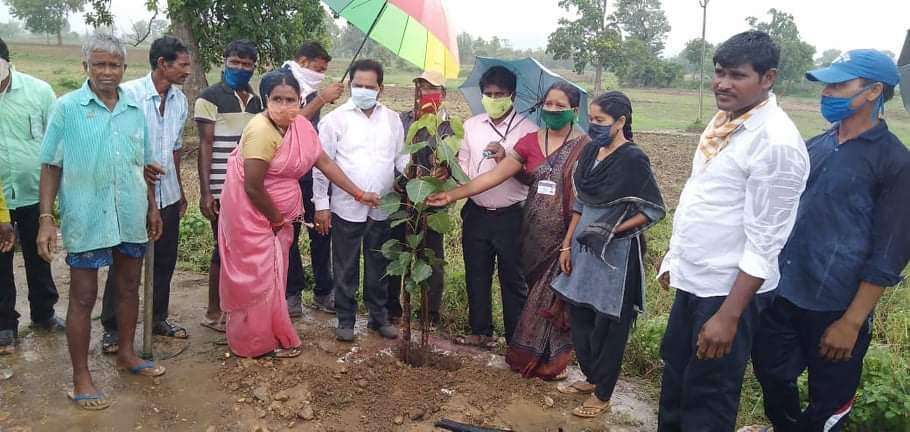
[72,369,100,397]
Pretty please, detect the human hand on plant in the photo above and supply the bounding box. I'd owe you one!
[425,191,452,207]
[819,318,861,362]
[314,210,332,236]
[0,223,14,253]
[696,311,738,360]
[360,192,381,208]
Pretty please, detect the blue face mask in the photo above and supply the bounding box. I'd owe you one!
[820,84,878,124]
[223,67,253,90]
[351,87,379,110]
[588,123,613,146]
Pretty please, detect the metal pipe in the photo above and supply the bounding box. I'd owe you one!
[141,239,155,359]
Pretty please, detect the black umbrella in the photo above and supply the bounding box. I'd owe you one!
[899,29,910,112]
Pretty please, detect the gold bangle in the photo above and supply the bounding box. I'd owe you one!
[559,247,571,252]
[39,214,55,222]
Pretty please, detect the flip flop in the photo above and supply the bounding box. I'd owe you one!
[68,390,112,411]
[200,314,227,333]
[123,360,166,377]
[558,381,596,395]
[153,320,189,339]
[101,330,119,354]
[271,347,303,359]
[572,397,611,418]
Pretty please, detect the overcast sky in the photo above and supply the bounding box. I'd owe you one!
[0,0,906,58]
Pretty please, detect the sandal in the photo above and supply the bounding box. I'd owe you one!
[271,347,303,359]
[101,329,119,354]
[122,360,166,377]
[552,369,569,381]
[200,313,226,333]
[68,390,112,411]
[455,334,497,349]
[153,320,188,339]
[572,395,611,418]
[558,381,595,395]
[0,330,16,356]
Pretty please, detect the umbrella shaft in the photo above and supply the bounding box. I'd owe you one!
[341,0,389,83]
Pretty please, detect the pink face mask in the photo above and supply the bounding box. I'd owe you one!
[268,103,301,128]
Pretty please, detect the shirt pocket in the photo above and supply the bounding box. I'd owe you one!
[29,113,46,140]
[127,131,146,166]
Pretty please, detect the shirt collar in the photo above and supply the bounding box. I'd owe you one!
[139,73,177,101]
[740,93,777,131]
[6,66,24,92]
[483,109,518,128]
[834,119,890,144]
[78,80,138,110]
[340,99,387,115]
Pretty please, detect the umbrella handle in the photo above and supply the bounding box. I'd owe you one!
[340,0,390,83]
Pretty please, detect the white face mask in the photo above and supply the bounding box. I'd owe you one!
[284,60,324,96]
[0,59,10,83]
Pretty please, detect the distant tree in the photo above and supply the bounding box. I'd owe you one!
[547,0,622,93]
[5,0,86,45]
[610,0,671,55]
[0,20,25,39]
[816,48,841,67]
[682,38,715,73]
[128,19,168,45]
[747,8,816,94]
[456,32,474,64]
[615,38,681,87]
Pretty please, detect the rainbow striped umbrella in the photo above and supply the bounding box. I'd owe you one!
[324,0,460,80]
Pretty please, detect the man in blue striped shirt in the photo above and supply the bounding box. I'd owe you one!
[99,37,191,353]
[36,34,165,410]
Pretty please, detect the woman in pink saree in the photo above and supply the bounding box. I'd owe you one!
[218,70,379,358]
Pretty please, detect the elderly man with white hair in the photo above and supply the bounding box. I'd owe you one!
[36,33,165,411]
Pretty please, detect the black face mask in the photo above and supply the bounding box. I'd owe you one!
[588,123,613,147]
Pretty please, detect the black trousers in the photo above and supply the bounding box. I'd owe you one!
[658,289,773,432]
[567,249,641,402]
[287,175,333,298]
[0,204,59,331]
[102,202,180,330]
[752,296,871,432]
[461,200,527,342]
[386,220,444,321]
[332,215,390,329]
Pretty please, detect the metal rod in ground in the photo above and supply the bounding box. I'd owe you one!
[141,239,155,360]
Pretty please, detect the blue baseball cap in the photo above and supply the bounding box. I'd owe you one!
[806,49,900,86]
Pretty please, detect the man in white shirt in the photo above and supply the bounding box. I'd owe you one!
[313,59,407,342]
[656,31,810,432]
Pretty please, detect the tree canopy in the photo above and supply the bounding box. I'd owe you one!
[5,0,85,45]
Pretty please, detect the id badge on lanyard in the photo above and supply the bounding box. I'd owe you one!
[538,179,557,196]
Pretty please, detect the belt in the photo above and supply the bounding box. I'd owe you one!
[467,199,523,214]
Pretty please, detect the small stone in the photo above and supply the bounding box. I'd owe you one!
[332,374,342,380]
[356,379,368,388]
[153,378,161,386]
[253,386,270,402]
[409,408,425,421]
[543,396,555,408]
[392,415,404,425]
[273,390,290,402]
[297,405,315,421]
[205,427,216,432]
[287,421,296,429]
[255,407,267,419]
[251,425,269,432]
[269,401,282,412]
[339,367,348,374]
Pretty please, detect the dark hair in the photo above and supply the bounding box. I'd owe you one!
[860,78,896,102]
[0,37,9,62]
[259,69,300,108]
[149,36,188,70]
[295,41,331,62]
[480,66,517,94]
[713,30,780,76]
[593,91,633,139]
[348,59,384,85]
[544,81,582,108]
[224,39,257,62]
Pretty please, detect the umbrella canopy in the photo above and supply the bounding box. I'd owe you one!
[898,30,910,112]
[324,0,460,80]
[459,57,590,131]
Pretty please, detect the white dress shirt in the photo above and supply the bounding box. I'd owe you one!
[659,94,810,298]
[313,100,407,223]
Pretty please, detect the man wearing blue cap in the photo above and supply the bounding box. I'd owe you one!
[747,49,910,432]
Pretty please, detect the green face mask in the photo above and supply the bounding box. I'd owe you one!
[481,95,514,119]
[541,109,576,130]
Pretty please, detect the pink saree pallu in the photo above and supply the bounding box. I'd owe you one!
[218,117,322,358]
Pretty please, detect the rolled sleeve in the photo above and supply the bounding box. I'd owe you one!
[194,98,217,124]
[740,143,809,280]
[40,101,65,167]
[859,162,910,287]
